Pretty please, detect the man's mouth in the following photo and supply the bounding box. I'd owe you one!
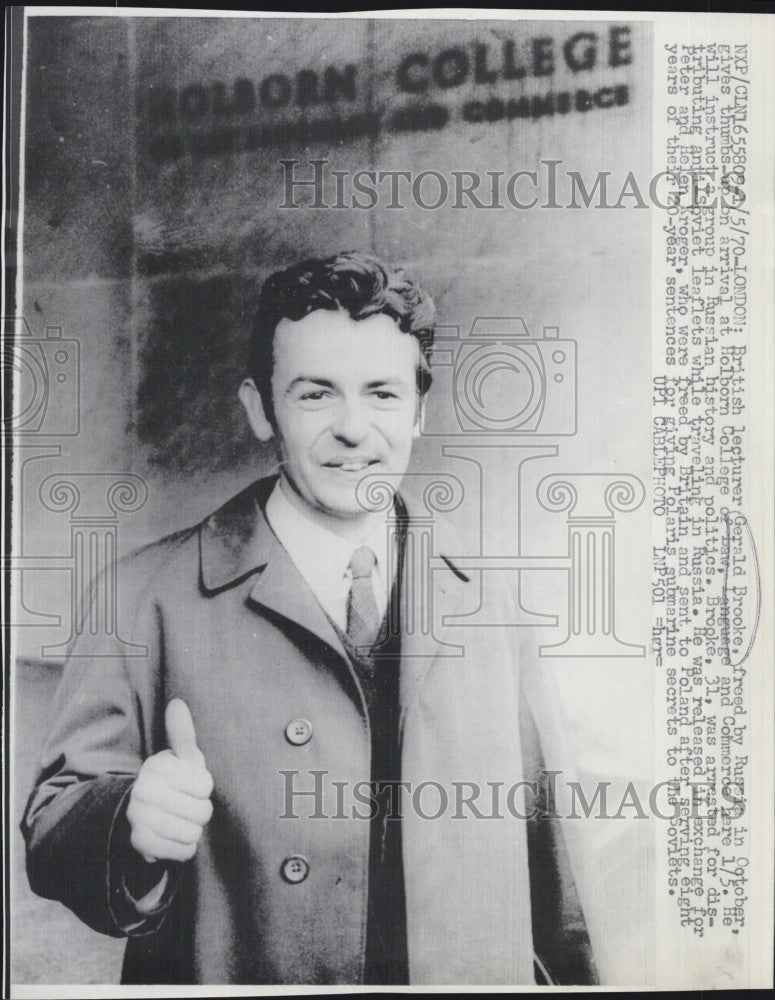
[323,458,379,473]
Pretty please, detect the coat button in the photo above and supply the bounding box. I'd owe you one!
[285,718,312,746]
[281,855,310,884]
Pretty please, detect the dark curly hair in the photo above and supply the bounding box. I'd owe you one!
[249,250,436,422]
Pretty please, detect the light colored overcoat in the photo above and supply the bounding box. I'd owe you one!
[23,475,595,985]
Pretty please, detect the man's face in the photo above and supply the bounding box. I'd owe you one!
[268,309,421,524]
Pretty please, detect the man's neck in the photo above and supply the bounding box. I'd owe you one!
[277,472,390,544]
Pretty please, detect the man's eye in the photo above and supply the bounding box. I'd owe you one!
[373,391,398,400]
[299,390,329,401]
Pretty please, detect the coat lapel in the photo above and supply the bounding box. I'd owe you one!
[247,545,349,665]
[199,475,348,664]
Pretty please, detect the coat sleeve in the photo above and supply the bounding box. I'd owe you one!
[20,549,181,937]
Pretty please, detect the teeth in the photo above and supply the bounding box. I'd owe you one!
[337,462,369,471]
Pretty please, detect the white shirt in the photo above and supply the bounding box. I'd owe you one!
[265,478,395,631]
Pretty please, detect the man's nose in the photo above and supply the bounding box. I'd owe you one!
[330,399,370,444]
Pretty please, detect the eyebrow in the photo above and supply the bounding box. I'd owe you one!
[365,378,408,389]
[284,377,335,395]
[285,376,411,392]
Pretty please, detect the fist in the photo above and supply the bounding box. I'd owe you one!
[127,699,214,863]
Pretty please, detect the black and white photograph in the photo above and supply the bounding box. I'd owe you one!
[4,7,773,994]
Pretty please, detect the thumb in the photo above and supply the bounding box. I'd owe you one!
[165,699,202,765]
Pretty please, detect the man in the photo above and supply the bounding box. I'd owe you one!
[23,251,596,985]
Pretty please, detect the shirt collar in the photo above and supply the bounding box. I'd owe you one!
[264,476,392,596]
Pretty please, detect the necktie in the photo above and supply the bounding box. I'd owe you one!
[347,546,381,651]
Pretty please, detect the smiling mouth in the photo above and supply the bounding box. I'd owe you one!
[324,459,379,473]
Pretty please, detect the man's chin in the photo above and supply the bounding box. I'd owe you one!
[314,489,385,522]
[317,468,391,506]
[317,489,369,518]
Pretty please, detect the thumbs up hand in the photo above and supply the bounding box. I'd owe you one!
[127,700,214,864]
[164,698,206,767]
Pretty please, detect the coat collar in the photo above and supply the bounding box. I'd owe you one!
[200,474,472,702]
[200,475,278,594]
[200,475,348,664]
[200,473,469,594]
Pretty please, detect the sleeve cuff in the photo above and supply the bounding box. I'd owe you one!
[131,867,170,914]
[107,783,181,935]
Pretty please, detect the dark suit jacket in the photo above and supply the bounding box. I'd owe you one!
[23,475,597,985]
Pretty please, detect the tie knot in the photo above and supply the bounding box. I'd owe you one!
[349,545,376,580]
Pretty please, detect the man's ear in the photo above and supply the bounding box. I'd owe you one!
[413,394,425,439]
[238,379,274,442]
